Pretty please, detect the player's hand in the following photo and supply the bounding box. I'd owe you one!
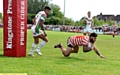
[45,33,47,36]
[83,20,87,24]
[44,31,47,36]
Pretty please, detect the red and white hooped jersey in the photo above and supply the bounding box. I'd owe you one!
[70,36,89,46]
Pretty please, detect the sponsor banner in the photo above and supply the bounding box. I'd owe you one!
[3,0,27,57]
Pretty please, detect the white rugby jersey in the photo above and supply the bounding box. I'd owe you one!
[84,17,93,29]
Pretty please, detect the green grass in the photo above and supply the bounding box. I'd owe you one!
[0,28,120,75]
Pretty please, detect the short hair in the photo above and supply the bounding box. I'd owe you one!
[44,6,51,10]
[88,11,91,14]
[90,33,98,37]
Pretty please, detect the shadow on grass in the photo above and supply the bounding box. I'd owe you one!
[53,56,85,65]
[54,56,85,61]
[59,56,85,61]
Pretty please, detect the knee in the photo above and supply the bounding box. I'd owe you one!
[63,53,70,57]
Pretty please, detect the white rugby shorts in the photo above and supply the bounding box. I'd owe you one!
[31,25,44,36]
[84,28,93,33]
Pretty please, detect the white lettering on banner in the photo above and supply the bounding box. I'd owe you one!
[7,17,13,49]
[20,21,25,45]
[21,1,25,19]
[20,1,25,45]
[7,0,12,14]
[6,0,13,49]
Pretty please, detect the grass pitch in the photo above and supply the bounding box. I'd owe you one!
[0,28,120,75]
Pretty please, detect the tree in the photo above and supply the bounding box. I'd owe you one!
[75,21,79,26]
[46,3,64,25]
[64,17,74,25]
[0,12,2,23]
[107,20,114,26]
[48,3,64,18]
[0,13,2,19]
[27,14,36,24]
[75,17,85,26]
[93,17,105,26]
[28,0,52,14]
[93,17,99,26]
[118,24,120,27]
[45,16,60,25]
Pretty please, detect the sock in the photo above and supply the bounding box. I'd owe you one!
[36,40,47,52]
[30,43,37,53]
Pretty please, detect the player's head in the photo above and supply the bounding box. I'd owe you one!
[87,11,91,18]
[89,33,98,43]
[44,6,51,15]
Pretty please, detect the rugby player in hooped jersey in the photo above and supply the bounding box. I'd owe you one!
[54,33,105,58]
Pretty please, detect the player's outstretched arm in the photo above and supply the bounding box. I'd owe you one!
[93,44,105,58]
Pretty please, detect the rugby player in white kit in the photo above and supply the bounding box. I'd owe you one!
[83,11,94,36]
[28,6,51,57]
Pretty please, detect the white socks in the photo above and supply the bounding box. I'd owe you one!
[29,40,47,54]
[30,43,37,53]
[36,40,47,52]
